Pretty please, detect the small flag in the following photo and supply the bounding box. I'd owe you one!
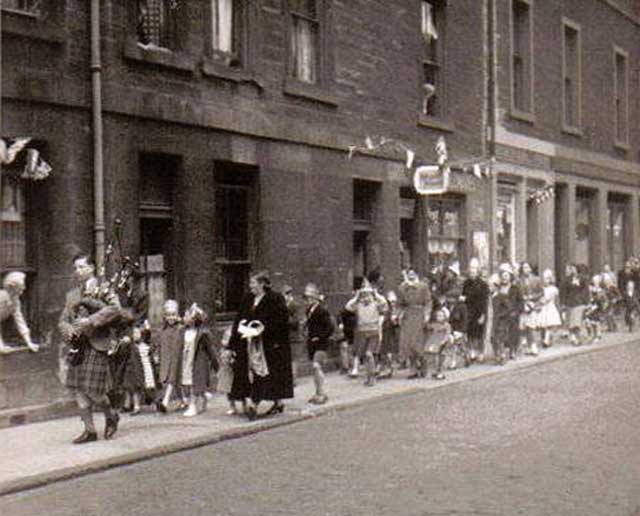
[0,137,31,165]
[435,136,448,165]
[406,149,415,169]
[364,136,374,150]
[472,163,482,179]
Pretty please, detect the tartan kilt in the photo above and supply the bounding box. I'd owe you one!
[65,345,113,398]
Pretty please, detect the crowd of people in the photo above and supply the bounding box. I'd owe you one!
[58,250,640,444]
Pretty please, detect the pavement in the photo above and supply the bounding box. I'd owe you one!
[1,329,639,498]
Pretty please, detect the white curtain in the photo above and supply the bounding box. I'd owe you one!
[293,17,316,83]
[213,0,234,53]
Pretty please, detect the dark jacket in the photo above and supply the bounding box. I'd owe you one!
[462,277,489,339]
[305,303,334,358]
[180,326,218,396]
[229,289,293,403]
[449,301,468,334]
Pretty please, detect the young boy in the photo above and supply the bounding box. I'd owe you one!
[303,283,334,404]
[622,280,640,332]
[345,284,388,386]
[422,308,452,380]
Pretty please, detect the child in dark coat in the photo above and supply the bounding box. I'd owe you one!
[122,323,157,415]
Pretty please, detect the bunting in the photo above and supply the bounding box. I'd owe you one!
[529,183,555,205]
[0,137,52,181]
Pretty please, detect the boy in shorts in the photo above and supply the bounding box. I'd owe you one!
[345,284,388,386]
[304,283,334,404]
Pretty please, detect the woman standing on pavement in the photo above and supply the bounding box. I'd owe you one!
[491,263,523,365]
[462,258,489,363]
[560,263,589,346]
[229,271,293,420]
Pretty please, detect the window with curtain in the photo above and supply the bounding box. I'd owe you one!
[137,0,179,49]
[562,20,581,130]
[1,179,26,269]
[211,0,244,65]
[421,0,445,116]
[511,0,533,115]
[289,0,319,83]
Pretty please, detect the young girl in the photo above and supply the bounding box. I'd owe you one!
[536,269,562,348]
[122,323,157,415]
[180,303,217,417]
[622,280,640,332]
[378,290,401,379]
[156,300,183,412]
[584,275,607,343]
[422,308,452,380]
[560,264,589,346]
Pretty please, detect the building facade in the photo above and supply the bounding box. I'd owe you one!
[490,0,640,276]
[1,0,638,419]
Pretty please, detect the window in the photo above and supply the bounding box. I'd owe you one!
[607,196,628,271]
[427,196,464,269]
[210,0,245,66]
[421,0,445,117]
[562,19,581,132]
[2,0,40,14]
[575,189,594,270]
[511,0,534,117]
[215,164,257,315]
[289,0,320,83]
[497,188,516,264]
[1,179,26,269]
[137,0,179,49]
[614,46,629,146]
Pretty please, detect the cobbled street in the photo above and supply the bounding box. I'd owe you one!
[3,341,640,516]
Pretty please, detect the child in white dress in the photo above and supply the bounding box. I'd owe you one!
[537,269,562,348]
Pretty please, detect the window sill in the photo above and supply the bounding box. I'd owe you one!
[283,79,339,107]
[417,114,455,133]
[509,108,536,124]
[1,9,64,45]
[202,59,263,89]
[123,38,196,74]
[614,139,630,152]
[562,125,583,137]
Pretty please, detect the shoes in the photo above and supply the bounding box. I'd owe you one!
[308,394,328,405]
[156,402,167,414]
[226,408,239,416]
[72,430,98,445]
[364,378,376,387]
[407,373,420,379]
[432,372,446,380]
[246,406,258,422]
[348,370,359,378]
[130,409,141,417]
[104,413,120,440]
[183,404,198,418]
[265,402,284,416]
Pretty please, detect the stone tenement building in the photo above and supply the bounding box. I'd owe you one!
[0,0,637,419]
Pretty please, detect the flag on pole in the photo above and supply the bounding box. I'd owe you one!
[0,137,32,165]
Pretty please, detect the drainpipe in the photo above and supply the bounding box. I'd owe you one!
[487,0,498,271]
[91,0,106,273]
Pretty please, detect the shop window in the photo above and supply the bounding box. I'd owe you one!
[288,0,320,83]
[420,0,445,117]
[215,164,257,315]
[427,196,464,269]
[607,196,628,272]
[575,190,594,270]
[353,180,380,287]
[614,47,629,147]
[137,0,180,49]
[511,0,534,117]
[497,188,516,265]
[210,0,245,66]
[562,19,581,132]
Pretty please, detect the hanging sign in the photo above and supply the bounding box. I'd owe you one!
[413,165,449,195]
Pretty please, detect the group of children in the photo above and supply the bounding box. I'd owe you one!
[113,300,218,417]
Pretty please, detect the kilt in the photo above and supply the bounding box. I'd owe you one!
[66,345,113,398]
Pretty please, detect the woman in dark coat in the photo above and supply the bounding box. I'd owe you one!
[462,257,489,361]
[492,263,524,364]
[229,271,293,420]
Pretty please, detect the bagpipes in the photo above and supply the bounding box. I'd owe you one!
[67,219,147,364]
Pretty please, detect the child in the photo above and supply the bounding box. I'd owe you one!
[337,303,357,374]
[584,275,607,343]
[180,303,217,417]
[622,280,640,332]
[217,326,245,416]
[447,287,468,368]
[536,269,562,348]
[422,308,452,380]
[303,283,334,404]
[122,323,157,415]
[345,285,388,386]
[378,290,400,379]
[156,300,183,412]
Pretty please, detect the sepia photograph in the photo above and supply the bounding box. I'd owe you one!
[0,0,639,514]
